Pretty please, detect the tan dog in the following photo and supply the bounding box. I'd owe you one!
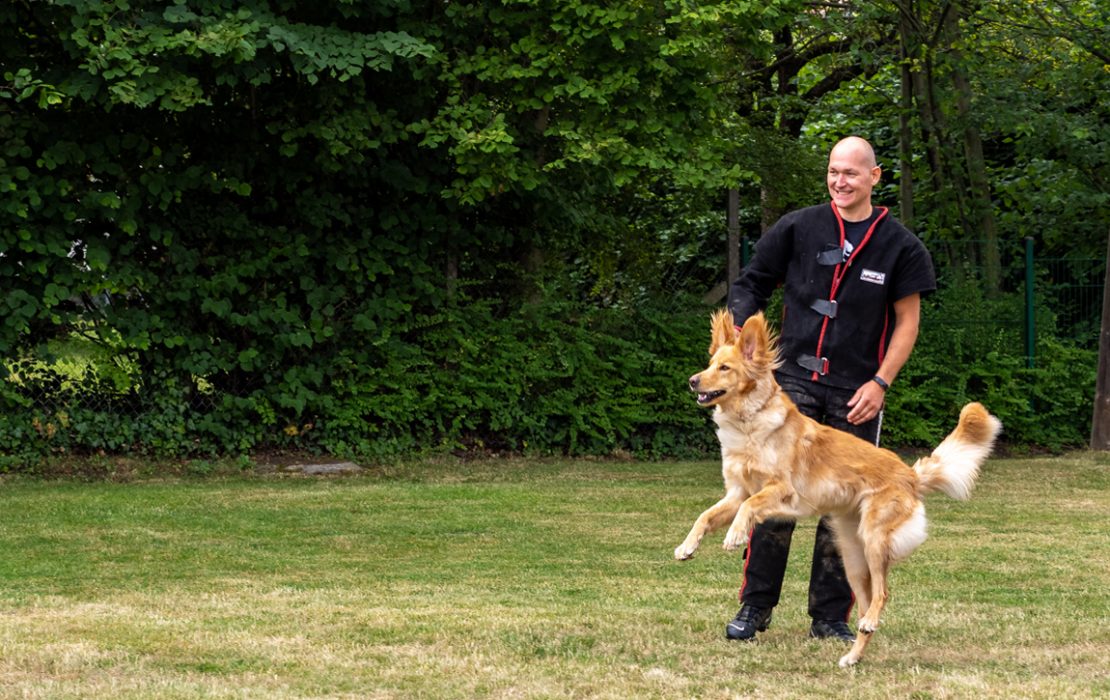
[676,310,1001,667]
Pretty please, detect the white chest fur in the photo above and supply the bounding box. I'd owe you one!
[712,390,791,489]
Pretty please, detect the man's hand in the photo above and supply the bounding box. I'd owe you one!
[846,379,885,425]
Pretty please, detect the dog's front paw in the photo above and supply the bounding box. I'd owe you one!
[674,540,699,560]
[722,527,749,552]
[858,617,880,634]
[838,650,861,668]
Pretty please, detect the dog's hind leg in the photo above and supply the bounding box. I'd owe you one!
[675,489,744,560]
[829,516,872,617]
[839,542,892,668]
[832,517,876,669]
[861,540,892,631]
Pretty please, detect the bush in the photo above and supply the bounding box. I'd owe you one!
[317,297,718,459]
[0,283,1097,469]
[0,296,720,465]
[884,280,1096,450]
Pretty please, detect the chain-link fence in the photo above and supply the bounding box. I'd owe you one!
[924,237,1105,361]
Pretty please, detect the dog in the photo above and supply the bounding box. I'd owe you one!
[675,310,1001,667]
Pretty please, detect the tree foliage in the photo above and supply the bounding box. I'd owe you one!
[801,1,1108,258]
[0,0,749,458]
[0,0,1103,461]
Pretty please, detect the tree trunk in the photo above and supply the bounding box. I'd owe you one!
[760,185,777,234]
[947,3,1002,292]
[520,243,545,304]
[898,10,915,229]
[446,252,458,301]
[917,50,976,247]
[1092,230,1110,450]
[911,56,945,202]
[728,187,741,284]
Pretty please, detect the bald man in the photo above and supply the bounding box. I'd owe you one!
[723,137,936,644]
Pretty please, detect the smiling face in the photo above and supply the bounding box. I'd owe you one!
[827,137,881,222]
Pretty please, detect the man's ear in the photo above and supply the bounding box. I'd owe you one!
[709,309,738,355]
[738,312,769,361]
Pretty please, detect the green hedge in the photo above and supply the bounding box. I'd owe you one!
[885,280,1096,451]
[0,298,720,467]
[1,284,1098,470]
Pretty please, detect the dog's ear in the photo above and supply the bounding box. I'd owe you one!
[708,309,738,355]
[738,312,769,362]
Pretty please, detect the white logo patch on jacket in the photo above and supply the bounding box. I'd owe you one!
[860,269,886,285]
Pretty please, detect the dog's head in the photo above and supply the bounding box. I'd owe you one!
[688,310,779,410]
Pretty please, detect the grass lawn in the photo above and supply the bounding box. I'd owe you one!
[0,452,1107,699]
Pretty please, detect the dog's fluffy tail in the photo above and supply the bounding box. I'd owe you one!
[913,402,1002,500]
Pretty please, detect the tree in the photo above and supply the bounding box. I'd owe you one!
[887,0,1002,290]
[0,0,755,454]
[1093,230,1110,450]
[726,1,898,229]
[1,1,1103,457]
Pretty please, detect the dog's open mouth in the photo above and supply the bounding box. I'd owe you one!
[696,390,726,405]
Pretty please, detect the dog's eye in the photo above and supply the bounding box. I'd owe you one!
[719,364,730,372]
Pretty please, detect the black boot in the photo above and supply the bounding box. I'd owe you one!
[725,605,772,641]
[809,619,855,642]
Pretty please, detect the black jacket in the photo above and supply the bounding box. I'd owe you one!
[729,203,936,390]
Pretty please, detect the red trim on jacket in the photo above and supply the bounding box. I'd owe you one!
[810,203,889,381]
[878,306,890,366]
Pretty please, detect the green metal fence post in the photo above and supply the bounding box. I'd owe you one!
[1025,236,1035,368]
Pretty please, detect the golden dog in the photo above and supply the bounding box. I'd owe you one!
[676,310,1001,667]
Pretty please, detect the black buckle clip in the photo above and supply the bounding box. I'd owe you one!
[816,247,845,265]
[797,354,829,375]
[810,299,838,318]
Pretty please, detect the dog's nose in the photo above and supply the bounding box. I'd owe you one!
[689,375,700,391]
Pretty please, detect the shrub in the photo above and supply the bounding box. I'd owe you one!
[884,280,1096,450]
[0,284,1097,469]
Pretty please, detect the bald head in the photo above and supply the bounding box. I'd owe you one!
[830,136,877,168]
[827,136,881,221]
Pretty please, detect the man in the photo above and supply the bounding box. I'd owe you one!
[725,136,936,643]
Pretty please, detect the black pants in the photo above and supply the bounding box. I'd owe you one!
[738,372,881,622]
